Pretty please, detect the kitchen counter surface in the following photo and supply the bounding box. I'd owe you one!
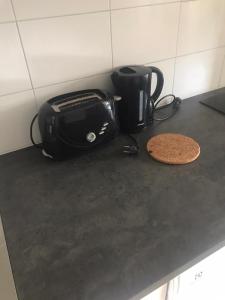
[1,88,225,300]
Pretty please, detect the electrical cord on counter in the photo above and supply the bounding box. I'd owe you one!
[153,94,181,121]
[30,114,42,149]
[122,134,140,155]
[123,94,181,155]
[30,113,95,150]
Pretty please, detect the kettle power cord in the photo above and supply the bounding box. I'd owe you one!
[123,94,181,155]
[30,114,42,149]
[153,94,181,121]
[122,134,140,155]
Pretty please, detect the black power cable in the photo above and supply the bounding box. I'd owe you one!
[154,94,181,121]
[30,114,42,149]
[123,94,181,155]
[123,134,140,155]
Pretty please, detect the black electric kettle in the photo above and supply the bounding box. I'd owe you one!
[111,65,164,133]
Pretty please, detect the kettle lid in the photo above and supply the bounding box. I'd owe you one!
[113,65,151,77]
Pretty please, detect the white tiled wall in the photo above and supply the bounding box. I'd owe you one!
[0,0,14,22]
[174,48,225,99]
[111,4,180,66]
[0,0,225,155]
[18,13,112,87]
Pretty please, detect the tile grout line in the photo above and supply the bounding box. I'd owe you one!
[111,0,181,12]
[172,1,182,95]
[0,0,198,25]
[9,0,38,111]
[0,89,33,99]
[0,20,15,25]
[0,45,225,100]
[34,71,113,90]
[176,45,225,58]
[16,9,110,23]
[34,46,224,90]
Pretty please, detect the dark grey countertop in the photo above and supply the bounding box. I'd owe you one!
[1,88,225,300]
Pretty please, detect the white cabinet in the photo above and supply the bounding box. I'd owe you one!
[0,218,18,300]
[141,285,167,300]
[167,246,225,300]
[140,246,225,300]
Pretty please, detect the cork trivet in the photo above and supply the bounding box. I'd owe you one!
[147,133,200,165]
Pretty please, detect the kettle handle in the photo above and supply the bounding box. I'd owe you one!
[149,66,164,103]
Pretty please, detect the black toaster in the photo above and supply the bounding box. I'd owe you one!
[38,89,118,160]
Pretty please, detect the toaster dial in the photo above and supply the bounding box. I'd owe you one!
[86,132,96,143]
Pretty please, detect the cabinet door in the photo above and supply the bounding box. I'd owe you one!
[141,284,168,300]
[0,218,18,300]
[167,246,225,300]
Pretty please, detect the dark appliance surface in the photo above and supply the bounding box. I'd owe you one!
[38,89,118,160]
[111,65,164,133]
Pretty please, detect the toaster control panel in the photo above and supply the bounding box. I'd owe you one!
[99,122,109,135]
[86,122,110,142]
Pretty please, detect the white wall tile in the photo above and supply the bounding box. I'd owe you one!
[147,58,175,98]
[35,73,114,107]
[0,23,31,96]
[0,90,37,155]
[12,0,109,20]
[111,0,179,10]
[0,0,14,22]
[0,243,18,300]
[173,48,225,99]
[178,0,225,56]
[19,13,112,88]
[219,53,225,88]
[111,3,180,66]
[219,69,225,88]
[34,60,174,109]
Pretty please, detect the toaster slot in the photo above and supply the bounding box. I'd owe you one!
[51,93,103,112]
[59,97,100,111]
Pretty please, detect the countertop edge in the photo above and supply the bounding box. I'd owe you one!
[130,239,225,300]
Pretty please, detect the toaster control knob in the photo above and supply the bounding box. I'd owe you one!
[86,132,96,143]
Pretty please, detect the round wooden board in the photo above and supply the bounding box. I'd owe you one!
[147,133,200,165]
